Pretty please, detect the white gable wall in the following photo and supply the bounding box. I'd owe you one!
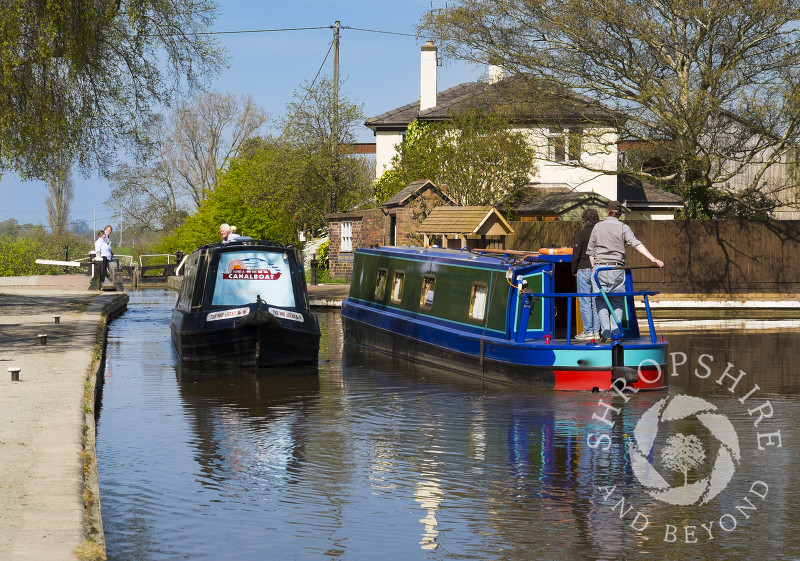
[375,123,619,201]
[375,130,404,178]
[521,127,618,200]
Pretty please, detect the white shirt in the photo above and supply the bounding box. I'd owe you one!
[96,236,112,259]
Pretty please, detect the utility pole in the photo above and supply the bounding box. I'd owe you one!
[333,20,340,134]
[331,20,340,213]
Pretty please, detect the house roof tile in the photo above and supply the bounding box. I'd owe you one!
[382,179,456,208]
[416,206,513,234]
[617,175,684,206]
[366,77,618,130]
[514,191,610,214]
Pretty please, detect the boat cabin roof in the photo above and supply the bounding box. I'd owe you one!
[358,246,572,270]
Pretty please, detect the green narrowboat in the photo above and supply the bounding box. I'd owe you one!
[341,246,667,391]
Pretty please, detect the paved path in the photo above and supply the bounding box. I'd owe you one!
[0,277,127,560]
[307,283,349,307]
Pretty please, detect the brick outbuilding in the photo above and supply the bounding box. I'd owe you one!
[326,179,455,281]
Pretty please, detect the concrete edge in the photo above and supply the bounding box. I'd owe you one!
[79,293,129,560]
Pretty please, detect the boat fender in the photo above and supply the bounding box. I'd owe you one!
[612,367,639,385]
[611,342,638,384]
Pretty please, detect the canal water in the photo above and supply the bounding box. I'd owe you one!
[97,289,799,560]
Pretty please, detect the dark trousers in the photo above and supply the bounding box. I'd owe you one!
[99,257,109,284]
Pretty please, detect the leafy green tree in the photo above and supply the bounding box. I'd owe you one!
[282,77,374,231]
[0,228,91,276]
[156,139,301,254]
[0,0,224,180]
[421,0,800,218]
[375,111,536,206]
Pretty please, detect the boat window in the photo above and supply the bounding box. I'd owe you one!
[374,268,388,300]
[211,251,296,308]
[469,283,488,321]
[420,275,436,309]
[391,271,405,303]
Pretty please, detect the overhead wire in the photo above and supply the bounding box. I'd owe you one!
[12,23,425,228]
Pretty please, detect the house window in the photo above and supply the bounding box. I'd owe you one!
[548,128,582,162]
[341,221,353,252]
[469,283,488,321]
[568,130,582,161]
[391,271,405,303]
[420,275,436,309]
[374,268,388,300]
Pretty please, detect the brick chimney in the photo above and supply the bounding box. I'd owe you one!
[420,41,438,111]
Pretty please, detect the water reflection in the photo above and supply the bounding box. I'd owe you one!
[97,291,800,560]
[174,364,320,491]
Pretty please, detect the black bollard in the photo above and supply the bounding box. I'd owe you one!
[310,256,318,285]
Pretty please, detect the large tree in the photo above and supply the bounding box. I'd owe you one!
[107,91,267,232]
[421,0,800,218]
[0,0,224,180]
[374,110,536,206]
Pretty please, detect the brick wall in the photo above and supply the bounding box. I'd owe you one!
[326,187,453,281]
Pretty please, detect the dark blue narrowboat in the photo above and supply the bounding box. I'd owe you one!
[341,246,667,391]
[171,240,320,367]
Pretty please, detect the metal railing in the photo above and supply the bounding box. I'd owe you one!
[514,288,660,345]
[139,254,174,267]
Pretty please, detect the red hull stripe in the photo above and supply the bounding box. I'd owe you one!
[553,368,667,391]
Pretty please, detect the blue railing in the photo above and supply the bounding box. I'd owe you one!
[514,288,660,345]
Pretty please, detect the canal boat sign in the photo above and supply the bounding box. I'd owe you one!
[171,240,320,367]
[341,246,667,391]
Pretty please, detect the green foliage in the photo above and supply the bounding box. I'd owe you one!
[374,111,536,205]
[0,229,93,276]
[316,240,330,271]
[281,76,374,231]
[156,139,301,254]
[0,0,224,179]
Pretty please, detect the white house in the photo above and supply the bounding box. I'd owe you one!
[366,41,621,203]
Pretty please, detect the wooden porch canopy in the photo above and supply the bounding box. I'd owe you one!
[416,206,514,248]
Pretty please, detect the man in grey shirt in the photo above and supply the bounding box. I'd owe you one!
[587,200,664,339]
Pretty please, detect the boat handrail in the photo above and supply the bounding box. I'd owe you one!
[199,240,296,250]
[515,288,659,345]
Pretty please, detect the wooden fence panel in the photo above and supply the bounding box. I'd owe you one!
[508,220,800,294]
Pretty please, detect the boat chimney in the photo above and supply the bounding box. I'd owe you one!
[420,41,438,111]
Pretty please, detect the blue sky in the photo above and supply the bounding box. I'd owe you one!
[0,1,482,230]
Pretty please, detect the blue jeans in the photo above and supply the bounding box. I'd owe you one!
[576,269,599,334]
[591,268,626,338]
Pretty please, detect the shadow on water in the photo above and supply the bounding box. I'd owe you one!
[97,293,800,561]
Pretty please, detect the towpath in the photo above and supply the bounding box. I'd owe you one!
[0,275,127,560]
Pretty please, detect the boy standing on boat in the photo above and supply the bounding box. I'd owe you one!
[588,200,663,340]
